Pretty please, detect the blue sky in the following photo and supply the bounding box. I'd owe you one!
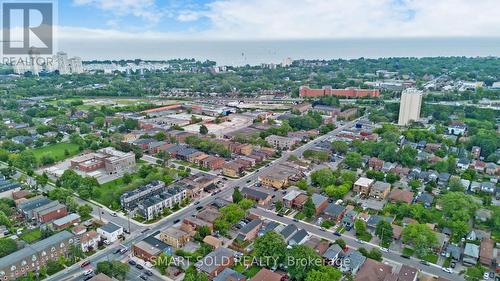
[53,0,500,40]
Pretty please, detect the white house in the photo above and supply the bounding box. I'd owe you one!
[97,222,123,243]
[79,230,100,252]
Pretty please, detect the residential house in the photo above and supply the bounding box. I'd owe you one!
[415,193,434,208]
[479,238,494,266]
[366,216,394,233]
[181,217,213,235]
[196,208,222,225]
[463,243,480,266]
[323,203,346,222]
[265,135,300,150]
[388,189,414,204]
[342,210,358,230]
[236,219,262,241]
[213,268,246,281]
[369,181,391,200]
[368,157,384,170]
[475,209,492,223]
[444,244,461,261]
[97,222,123,243]
[282,189,305,208]
[160,228,190,248]
[341,249,366,275]
[240,187,272,205]
[222,161,245,178]
[288,229,309,246]
[250,268,283,281]
[397,265,418,281]
[133,240,162,262]
[280,224,299,242]
[353,177,375,196]
[203,235,223,249]
[437,172,451,187]
[322,244,343,265]
[311,193,329,215]
[355,258,393,281]
[456,158,470,171]
[0,231,76,280]
[195,247,235,279]
[79,230,99,252]
[201,156,225,170]
[52,213,81,230]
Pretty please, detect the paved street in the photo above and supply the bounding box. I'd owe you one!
[250,207,464,281]
[47,118,360,281]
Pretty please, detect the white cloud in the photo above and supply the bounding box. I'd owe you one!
[73,0,162,24]
[65,0,500,40]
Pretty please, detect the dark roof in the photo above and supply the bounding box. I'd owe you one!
[323,203,345,217]
[323,244,343,259]
[99,222,122,233]
[241,187,270,201]
[289,229,308,245]
[367,215,393,228]
[280,224,298,240]
[239,219,262,235]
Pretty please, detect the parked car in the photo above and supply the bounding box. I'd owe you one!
[141,228,150,234]
[484,273,490,280]
[196,206,203,210]
[293,219,299,222]
[140,275,148,280]
[380,248,389,253]
[80,261,91,268]
[136,264,144,270]
[173,219,180,224]
[103,240,111,245]
[83,269,93,276]
[145,270,153,276]
[333,232,341,237]
[419,260,429,265]
[128,260,136,266]
[114,248,121,254]
[110,212,117,217]
[442,267,453,274]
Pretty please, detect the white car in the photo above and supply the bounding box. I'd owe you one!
[380,247,389,253]
[83,269,93,276]
[356,239,365,244]
[442,267,453,274]
[103,240,111,245]
[483,272,490,280]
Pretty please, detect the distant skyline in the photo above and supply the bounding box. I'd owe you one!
[19,1,500,63]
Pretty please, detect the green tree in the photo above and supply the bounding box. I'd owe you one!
[402,224,437,257]
[199,124,209,135]
[78,204,93,220]
[331,141,348,154]
[305,266,342,281]
[232,187,243,203]
[253,231,287,267]
[286,245,322,281]
[0,211,12,227]
[375,220,393,246]
[0,238,17,258]
[46,260,64,275]
[303,197,316,218]
[344,152,362,169]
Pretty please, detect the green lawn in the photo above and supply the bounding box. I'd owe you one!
[420,252,439,264]
[94,174,143,209]
[21,229,42,243]
[402,247,415,257]
[30,142,80,162]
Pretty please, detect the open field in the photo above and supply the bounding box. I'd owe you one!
[30,143,80,162]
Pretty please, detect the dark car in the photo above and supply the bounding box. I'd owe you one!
[124,229,130,234]
[333,232,341,237]
[420,260,429,266]
[196,206,203,210]
[128,260,136,266]
[401,254,411,259]
[277,213,284,217]
[194,201,200,205]
[136,264,144,270]
[140,275,148,280]
[173,219,180,224]
[141,228,150,234]
[114,248,121,254]
[145,270,153,276]
[83,275,94,281]
[292,219,299,222]
[80,261,91,268]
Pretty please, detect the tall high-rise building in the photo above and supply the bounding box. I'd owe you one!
[56,51,70,74]
[398,88,423,126]
[69,57,84,74]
